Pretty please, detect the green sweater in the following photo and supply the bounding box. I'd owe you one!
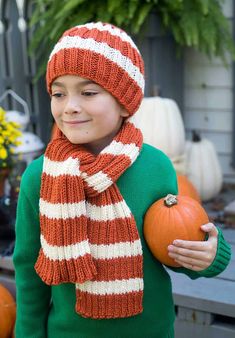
[13,144,231,338]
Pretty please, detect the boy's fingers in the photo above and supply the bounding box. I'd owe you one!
[168,246,205,258]
[168,245,214,263]
[173,259,204,271]
[201,223,218,239]
[171,223,218,250]
[171,239,206,251]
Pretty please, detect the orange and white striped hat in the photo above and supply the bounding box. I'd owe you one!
[46,22,145,115]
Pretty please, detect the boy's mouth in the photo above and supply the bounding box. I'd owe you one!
[63,120,90,125]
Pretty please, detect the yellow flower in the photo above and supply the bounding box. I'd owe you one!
[0,107,6,122]
[0,147,7,160]
[0,106,22,168]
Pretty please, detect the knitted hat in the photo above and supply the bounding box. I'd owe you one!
[46,22,145,115]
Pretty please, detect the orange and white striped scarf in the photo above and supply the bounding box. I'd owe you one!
[35,120,144,319]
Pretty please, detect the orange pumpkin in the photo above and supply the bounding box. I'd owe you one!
[0,284,16,338]
[144,194,209,267]
[177,174,201,203]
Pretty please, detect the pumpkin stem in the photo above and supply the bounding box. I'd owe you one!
[164,194,178,207]
[192,130,201,142]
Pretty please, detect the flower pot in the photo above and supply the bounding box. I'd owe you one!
[0,168,10,197]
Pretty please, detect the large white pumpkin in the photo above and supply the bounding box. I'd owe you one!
[185,132,223,202]
[134,97,185,159]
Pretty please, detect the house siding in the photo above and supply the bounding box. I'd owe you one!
[183,0,235,182]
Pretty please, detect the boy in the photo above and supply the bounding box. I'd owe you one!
[13,22,231,338]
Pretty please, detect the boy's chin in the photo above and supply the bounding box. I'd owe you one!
[67,137,82,145]
[65,136,90,146]
[62,132,83,145]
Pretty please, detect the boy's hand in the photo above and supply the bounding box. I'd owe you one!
[167,223,218,271]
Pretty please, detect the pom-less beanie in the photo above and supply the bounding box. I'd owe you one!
[46,21,145,115]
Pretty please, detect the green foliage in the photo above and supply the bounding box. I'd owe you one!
[29,0,235,79]
[158,0,235,62]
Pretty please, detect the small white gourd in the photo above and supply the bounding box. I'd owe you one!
[185,131,223,202]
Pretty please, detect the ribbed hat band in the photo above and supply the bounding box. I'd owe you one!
[46,22,145,115]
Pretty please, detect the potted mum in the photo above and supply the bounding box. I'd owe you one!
[0,107,22,196]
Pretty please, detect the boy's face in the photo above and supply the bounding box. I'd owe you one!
[51,75,129,154]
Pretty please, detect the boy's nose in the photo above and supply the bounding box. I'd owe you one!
[65,97,82,114]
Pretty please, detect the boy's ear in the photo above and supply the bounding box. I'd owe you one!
[120,108,129,118]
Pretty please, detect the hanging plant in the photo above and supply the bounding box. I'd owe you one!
[29,0,235,79]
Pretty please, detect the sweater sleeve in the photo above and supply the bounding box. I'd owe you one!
[168,226,231,279]
[13,157,51,338]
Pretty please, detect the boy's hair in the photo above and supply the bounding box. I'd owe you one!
[46,22,145,115]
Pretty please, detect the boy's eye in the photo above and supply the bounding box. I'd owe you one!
[51,93,64,98]
[82,91,98,96]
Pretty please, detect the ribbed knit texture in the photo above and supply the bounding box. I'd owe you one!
[46,22,145,115]
[35,119,144,319]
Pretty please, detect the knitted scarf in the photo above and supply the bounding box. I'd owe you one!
[35,120,144,319]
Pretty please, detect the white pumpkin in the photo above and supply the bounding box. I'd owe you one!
[134,97,185,159]
[171,153,187,175]
[185,131,223,202]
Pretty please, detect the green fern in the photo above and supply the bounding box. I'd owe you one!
[29,0,235,79]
